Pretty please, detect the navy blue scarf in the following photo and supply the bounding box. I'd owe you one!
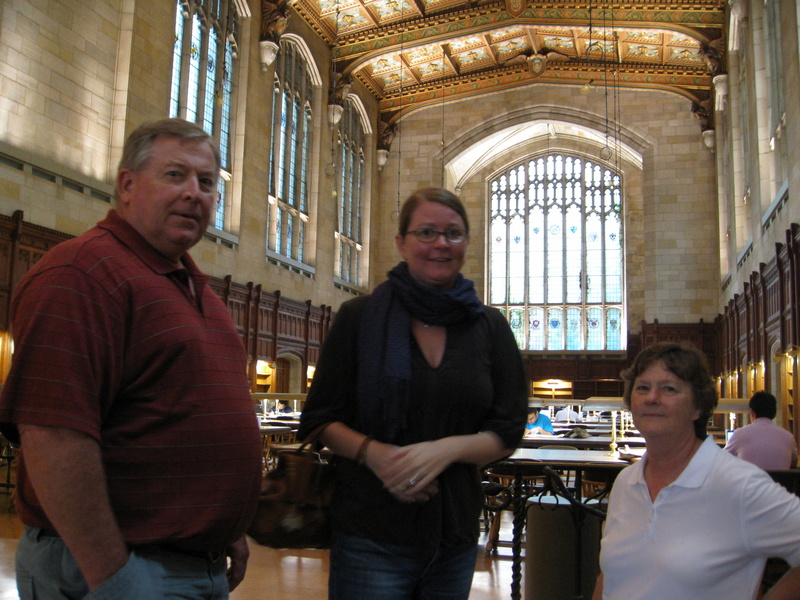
[356,262,484,440]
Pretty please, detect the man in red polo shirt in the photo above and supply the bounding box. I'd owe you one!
[0,119,263,600]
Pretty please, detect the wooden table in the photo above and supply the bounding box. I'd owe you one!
[260,425,294,470]
[489,448,640,600]
[553,421,611,428]
[261,418,300,430]
[553,427,613,435]
[520,435,647,450]
[260,424,292,435]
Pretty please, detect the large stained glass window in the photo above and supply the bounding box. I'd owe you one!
[334,100,365,286]
[169,0,239,231]
[490,153,624,351]
[266,39,312,264]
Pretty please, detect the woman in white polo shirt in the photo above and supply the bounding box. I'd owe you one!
[593,342,800,600]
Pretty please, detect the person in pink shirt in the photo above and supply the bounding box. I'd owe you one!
[725,391,798,470]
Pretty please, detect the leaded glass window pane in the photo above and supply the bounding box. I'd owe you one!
[489,152,625,351]
[566,307,582,350]
[606,308,622,350]
[528,205,544,304]
[170,3,184,118]
[202,27,218,135]
[266,39,312,263]
[333,100,365,285]
[586,307,603,350]
[509,308,525,348]
[490,180,508,304]
[215,178,225,230]
[186,14,202,123]
[548,308,563,350]
[275,206,284,255]
[219,39,234,167]
[168,1,238,233]
[508,214,525,303]
[528,307,545,351]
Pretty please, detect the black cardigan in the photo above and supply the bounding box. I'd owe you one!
[300,295,527,548]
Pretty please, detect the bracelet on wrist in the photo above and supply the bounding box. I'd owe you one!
[356,436,373,465]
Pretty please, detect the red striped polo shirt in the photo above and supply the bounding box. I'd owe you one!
[0,210,262,551]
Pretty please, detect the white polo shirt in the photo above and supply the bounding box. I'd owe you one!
[599,436,800,600]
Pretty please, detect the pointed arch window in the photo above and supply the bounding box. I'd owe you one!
[334,100,365,286]
[489,153,625,351]
[266,39,312,264]
[169,0,239,232]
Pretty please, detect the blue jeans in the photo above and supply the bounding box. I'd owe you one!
[16,527,229,600]
[329,531,478,600]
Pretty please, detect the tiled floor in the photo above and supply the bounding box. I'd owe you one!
[0,492,520,600]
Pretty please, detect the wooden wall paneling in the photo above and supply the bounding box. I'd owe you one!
[776,242,792,352]
[271,290,282,362]
[638,319,718,372]
[248,282,263,371]
[276,296,312,355]
[754,270,765,363]
[728,301,735,372]
[0,225,13,331]
[715,222,800,445]
[791,225,800,348]
[526,356,579,381]
[790,224,800,440]
[523,353,627,400]
[626,331,642,361]
[256,295,277,361]
[0,211,72,331]
[736,292,749,392]
[744,282,754,365]
[761,260,782,393]
[303,302,326,369]
[0,212,69,381]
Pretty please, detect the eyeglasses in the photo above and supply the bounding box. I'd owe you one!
[406,227,467,244]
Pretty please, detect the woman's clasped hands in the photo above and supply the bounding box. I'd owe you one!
[364,440,445,503]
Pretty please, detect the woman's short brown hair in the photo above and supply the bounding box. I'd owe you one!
[621,342,718,439]
[397,188,470,237]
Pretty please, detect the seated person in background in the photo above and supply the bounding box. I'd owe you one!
[725,391,798,470]
[525,408,554,436]
[275,400,294,414]
[554,405,581,422]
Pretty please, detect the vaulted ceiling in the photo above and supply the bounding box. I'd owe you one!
[289,0,727,125]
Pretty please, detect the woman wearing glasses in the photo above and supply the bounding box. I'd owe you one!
[300,188,527,600]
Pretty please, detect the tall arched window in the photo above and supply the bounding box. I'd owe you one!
[334,100,364,286]
[489,153,624,351]
[169,0,239,232]
[267,39,312,265]
[763,0,788,206]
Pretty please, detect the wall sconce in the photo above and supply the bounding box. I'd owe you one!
[702,129,715,150]
[0,331,13,380]
[377,149,389,170]
[307,364,316,390]
[259,40,279,70]
[713,74,728,111]
[328,103,344,125]
[256,359,275,376]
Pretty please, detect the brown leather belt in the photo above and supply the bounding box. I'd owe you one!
[156,544,225,563]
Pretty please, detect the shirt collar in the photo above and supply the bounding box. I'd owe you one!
[98,209,206,280]
[629,435,718,490]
